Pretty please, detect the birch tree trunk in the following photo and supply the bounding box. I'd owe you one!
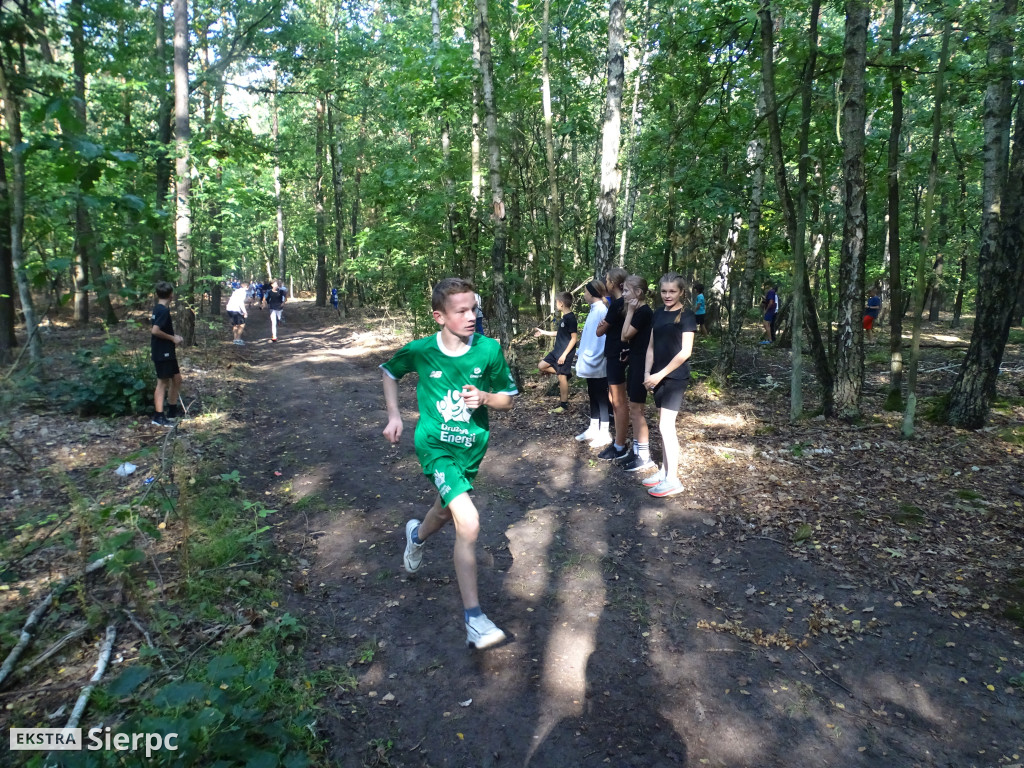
[540,0,561,309]
[469,37,483,280]
[327,99,346,302]
[714,90,765,383]
[833,0,868,420]
[173,0,195,345]
[154,0,173,265]
[273,79,287,282]
[71,0,90,325]
[902,17,951,436]
[617,0,649,265]
[314,97,328,307]
[790,0,820,421]
[474,0,518,380]
[593,0,625,279]
[947,0,1021,428]
[885,0,905,408]
[758,0,833,414]
[0,145,15,363]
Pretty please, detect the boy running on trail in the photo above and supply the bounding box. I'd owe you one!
[534,291,578,414]
[264,279,286,342]
[226,280,249,345]
[150,281,184,427]
[381,278,518,650]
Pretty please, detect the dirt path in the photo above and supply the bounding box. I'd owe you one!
[234,301,1022,768]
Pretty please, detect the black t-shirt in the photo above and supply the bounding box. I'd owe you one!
[652,307,697,380]
[627,305,653,367]
[266,289,285,310]
[604,297,628,360]
[150,303,175,361]
[552,312,578,358]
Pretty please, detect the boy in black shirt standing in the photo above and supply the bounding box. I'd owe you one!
[534,291,578,414]
[150,281,184,427]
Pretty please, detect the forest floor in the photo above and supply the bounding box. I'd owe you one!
[2,299,1024,768]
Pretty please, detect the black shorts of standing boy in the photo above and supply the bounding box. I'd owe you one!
[154,357,180,380]
[228,311,246,326]
[542,351,574,378]
[652,377,688,411]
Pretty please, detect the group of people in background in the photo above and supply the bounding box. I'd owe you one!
[225,278,288,345]
[536,269,700,499]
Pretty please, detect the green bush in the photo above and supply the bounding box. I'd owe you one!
[54,337,151,416]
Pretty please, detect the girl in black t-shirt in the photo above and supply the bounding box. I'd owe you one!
[642,273,697,498]
[595,267,630,462]
[619,275,655,472]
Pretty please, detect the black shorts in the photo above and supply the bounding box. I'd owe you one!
[542,351,574,377]
[228,311,246,326]
[606,355,627,386]
[653,377,688,411]
[153,357,180,380]
[627,362,648,404]
[695,314,705,326]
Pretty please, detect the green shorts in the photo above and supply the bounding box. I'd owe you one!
[423,454,479,506]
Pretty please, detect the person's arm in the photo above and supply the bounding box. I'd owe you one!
[533,327,556,337]
[151,325,183,346]
[558,333,578,364]
[643,332,655,389]
[460,385,513,411]
[382,371,403,444]
[595,319,608,337]
[622,302,640,342]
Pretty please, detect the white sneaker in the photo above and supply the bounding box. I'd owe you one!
[575,429,595,442]
[465,613,506,649]
[642,468,665,487]
[403,519,424,573]
[589,431,612,449]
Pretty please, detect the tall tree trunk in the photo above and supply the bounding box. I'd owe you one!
[714,90,765,383]
[71,0,89,325]
[758,0,834,414]
[0,137,16,363]
[314,97,328,307]
[468,21,483,279]
[885,0,905,408]
[833,0,868,420]
[617,0,649,266]
[173,0,195,345]
[273,79,287,281]
[593,0,625,279]
[950,135,969,329]
[153,1,172,265]
[0,58,42,362]
[902,17,951,437]
[431,0,458,270]
[474,0,517,380]
[947,0,1021,429]
[327,98,345,303]
[790,0,819,421]
[540,0,561,309]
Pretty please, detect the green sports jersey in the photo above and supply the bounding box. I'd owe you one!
[381,332,518,471]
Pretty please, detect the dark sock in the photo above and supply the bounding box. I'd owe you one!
[559,401,568,409]
[465,606,483,622]
[166,404,177,418]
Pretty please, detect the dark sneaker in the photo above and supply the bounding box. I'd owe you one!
[150,414,172,428]
[624,456,656,473]
[612,444,632,461]
[466,613,506,649]
[403,519,424,573]
[597,444,620,461]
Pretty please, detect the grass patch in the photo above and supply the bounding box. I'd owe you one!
[888,504,925,527]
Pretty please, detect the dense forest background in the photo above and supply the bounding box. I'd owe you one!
[1,0,1022,429]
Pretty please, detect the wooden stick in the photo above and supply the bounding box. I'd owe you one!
[65,623,117,729]
[0,553,114,690]
[16,625,89,677]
